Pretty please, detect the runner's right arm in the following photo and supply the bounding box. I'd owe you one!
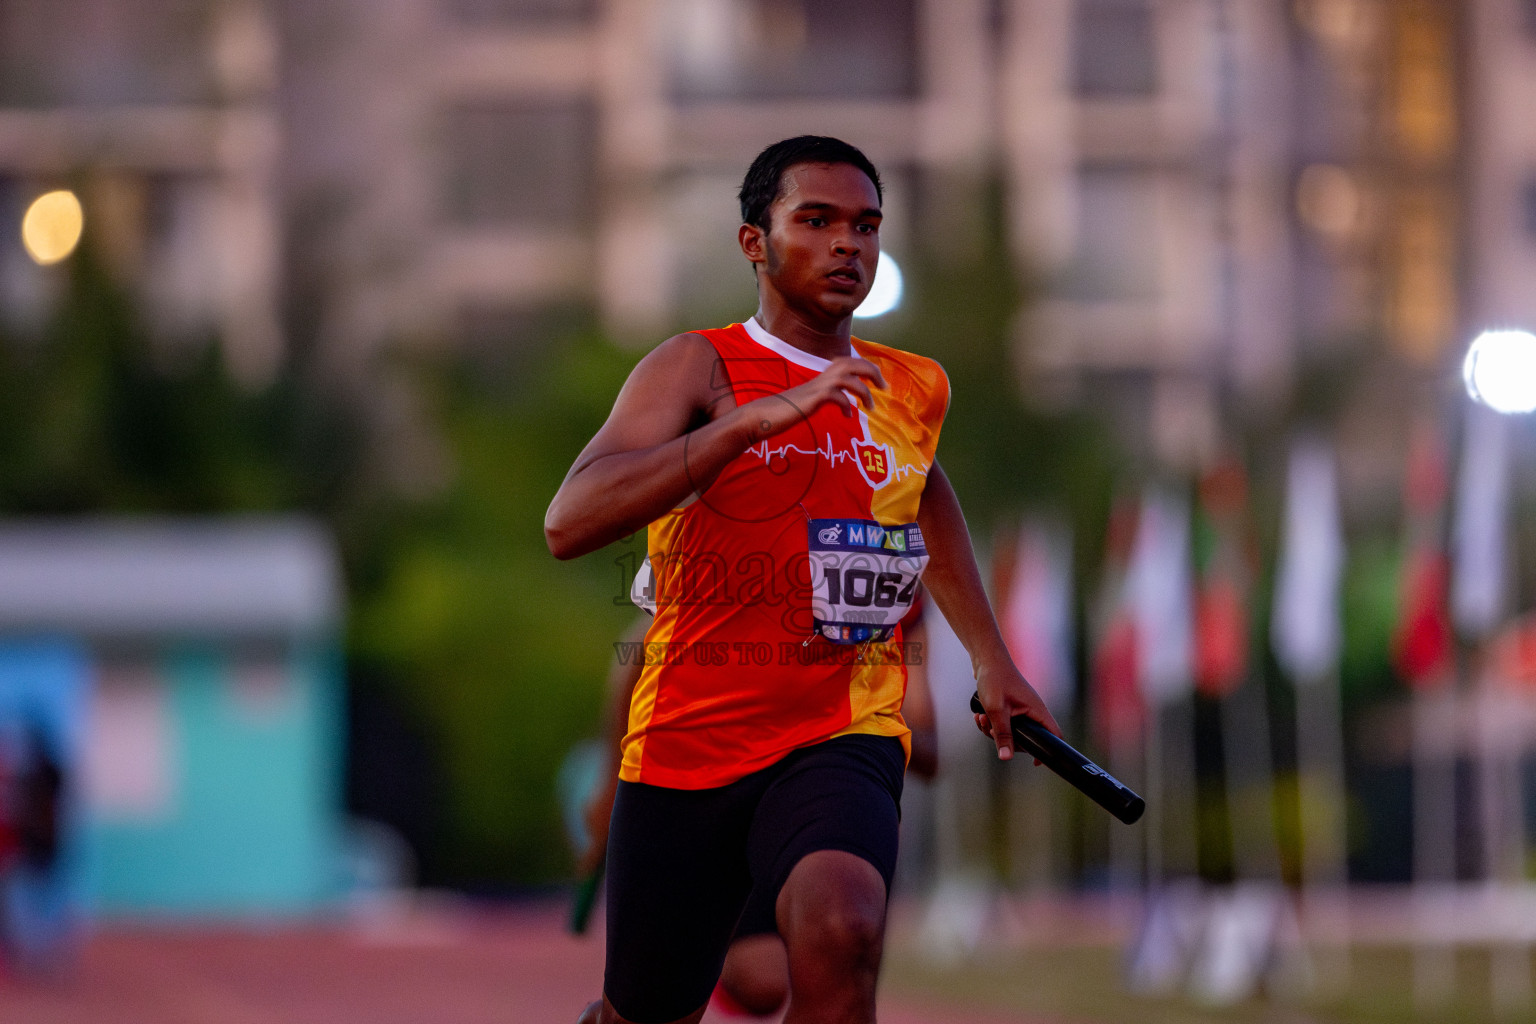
[545,333,885,560]
[578,616,651,877]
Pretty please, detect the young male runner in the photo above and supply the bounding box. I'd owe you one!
[546,135,1058,1024]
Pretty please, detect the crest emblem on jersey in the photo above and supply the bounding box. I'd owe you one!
[852,438,893,489]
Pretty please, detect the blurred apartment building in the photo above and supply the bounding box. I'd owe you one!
[0,0,283,385]
[1469,1,1536,338]
[277,0,1536,479]
[4,0,1536,474]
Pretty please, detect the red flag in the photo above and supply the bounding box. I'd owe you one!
[1194,458,1252,699]
[1391,424,1454,690]
[1488,614,1536,692]
[1093,617,1143,753]
[1090,498,1145,752]
[1195,580,1247,698]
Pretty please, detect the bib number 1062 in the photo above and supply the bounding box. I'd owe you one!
[822,567,917,608]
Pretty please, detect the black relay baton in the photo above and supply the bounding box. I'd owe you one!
[970,693,1145,825]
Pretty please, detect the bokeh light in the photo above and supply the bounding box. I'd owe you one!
[1296,163,1362,242]
[21,189,85,265]
[1463,328,1536,414]
[853,252,903,319]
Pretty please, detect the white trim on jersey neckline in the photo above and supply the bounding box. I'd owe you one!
[742,317,854,372]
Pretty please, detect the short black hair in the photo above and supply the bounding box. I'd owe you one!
[738,136,883,231]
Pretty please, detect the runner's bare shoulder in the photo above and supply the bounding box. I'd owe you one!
[574,332,725,467]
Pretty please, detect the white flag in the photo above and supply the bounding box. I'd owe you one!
[1271,435,1344,683]
[1451,404,1511,639]
[1130,485,1194,705]
[1001,519,1074,706]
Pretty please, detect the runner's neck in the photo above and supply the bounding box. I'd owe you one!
[745,317,853,372]
[749,308,854,364]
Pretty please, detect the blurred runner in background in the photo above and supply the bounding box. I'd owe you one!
[0,725,16,973]
[0,718,67,975]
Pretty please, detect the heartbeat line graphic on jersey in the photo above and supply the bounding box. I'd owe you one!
[745,431,927,489]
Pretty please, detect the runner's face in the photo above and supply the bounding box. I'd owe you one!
[758,162,881,321]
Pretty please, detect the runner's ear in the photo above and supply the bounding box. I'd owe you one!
[739,223,767,266]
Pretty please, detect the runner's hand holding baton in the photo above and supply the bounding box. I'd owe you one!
[970,692,1145,825]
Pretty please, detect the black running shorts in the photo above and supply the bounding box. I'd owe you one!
[602,733,905,1023]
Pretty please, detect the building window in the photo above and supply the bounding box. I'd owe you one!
[1065,166,1161,301]
[1073,0,1159,98]
[670,0,918,102]
[443,0,595,26]
[442,103,595,228]
[0,0,215,105]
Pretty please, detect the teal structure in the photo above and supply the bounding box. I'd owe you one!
[0,519,347,919]
[85,643,344,916]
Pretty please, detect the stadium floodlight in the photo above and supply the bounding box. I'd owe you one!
[853,252,903,319]
[1463,328,1536,414]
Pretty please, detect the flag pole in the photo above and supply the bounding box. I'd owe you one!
[997,518,1076,895]
[1124,484,1199,995]
[1451,403,1527,1013]
[1294,664,1350,990]
[1395,419,1458,1010]
[1409,682,1457,1009]
[1271,434,1350,993]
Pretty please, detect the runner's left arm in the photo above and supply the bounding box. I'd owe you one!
[915,462,1060,760]
[901,615,938,779]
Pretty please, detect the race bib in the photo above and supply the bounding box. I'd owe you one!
[808,519,927,643]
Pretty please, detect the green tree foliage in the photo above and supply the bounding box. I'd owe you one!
[0,242,357,517]
[349,336,643,884]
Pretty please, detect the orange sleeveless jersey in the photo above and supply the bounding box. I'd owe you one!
[621,319,949,788]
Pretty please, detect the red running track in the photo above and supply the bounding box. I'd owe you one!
[0,900,1054,1024]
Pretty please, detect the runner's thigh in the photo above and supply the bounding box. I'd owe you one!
[604,778,757,1022]
[746,734,906,916]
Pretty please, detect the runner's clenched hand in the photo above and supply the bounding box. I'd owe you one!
[738,356,886,439]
